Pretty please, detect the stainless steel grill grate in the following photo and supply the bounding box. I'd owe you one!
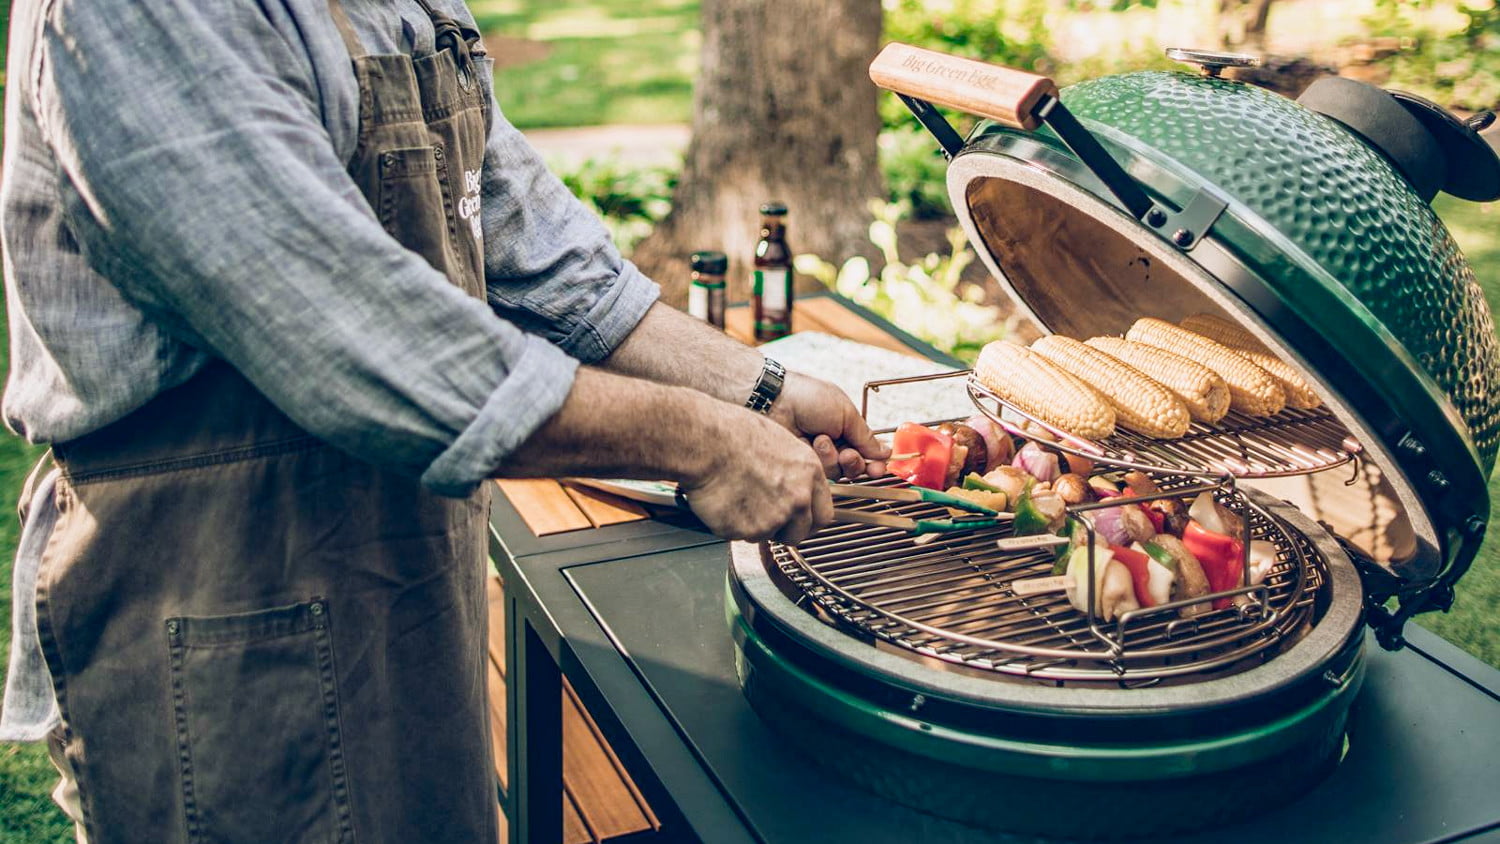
[966,379,1368,479]
[768,477,1327,686]
[968,377,1361,478]
[858,369,1361,478]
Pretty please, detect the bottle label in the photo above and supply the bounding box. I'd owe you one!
[755,268,790,311]
[688,282,710,321]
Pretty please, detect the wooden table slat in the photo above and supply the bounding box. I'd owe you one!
[562,483,650,529]
[487,575,654,842]
[487,577,507,678]
[781,300,840,336]
[496,479,593,536]
[562,787,594,844]
[723,307,755,345]
[566,679,659,832]
[486,654,509,791]
[561,683,656,839]
[794,296,927,359]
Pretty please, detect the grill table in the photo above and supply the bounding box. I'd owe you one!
[491,294,1500,843]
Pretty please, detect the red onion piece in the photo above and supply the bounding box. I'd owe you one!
[1090,506,1132,546]
[966,414,1013,467]
[1011,442,1060,484]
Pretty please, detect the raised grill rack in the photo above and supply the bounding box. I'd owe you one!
[860,369,1361,479]
[769,476,1326,686]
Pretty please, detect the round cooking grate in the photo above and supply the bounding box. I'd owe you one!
[768,477,1327,686]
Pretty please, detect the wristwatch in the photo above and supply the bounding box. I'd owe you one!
[745,357,786,415]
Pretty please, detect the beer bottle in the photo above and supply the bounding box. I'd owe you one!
[752,201,793,342]
[687,251,728,330]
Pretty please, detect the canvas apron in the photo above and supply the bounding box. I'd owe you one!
[34,1,498,840]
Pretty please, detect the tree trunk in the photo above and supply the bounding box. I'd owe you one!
[631,0,886,306]
[1217,0,1276,50]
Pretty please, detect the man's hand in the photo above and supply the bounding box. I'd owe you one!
[770,373,890,480]
[681,406,834,544]
[501,368,836,545]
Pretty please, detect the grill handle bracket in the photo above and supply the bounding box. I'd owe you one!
[874,42,1228,251]
[1032,94,1230,251]
[1339,515,1486,651]
[896,94,966,160]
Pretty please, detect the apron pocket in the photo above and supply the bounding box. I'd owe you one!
[376,146,451,276]
[167,599,353,844]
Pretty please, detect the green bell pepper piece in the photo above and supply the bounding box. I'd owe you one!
[962,472,1002,493]
[1012,482,1052,537]
[1050,518,1082,575]
[1140,540,1180,573]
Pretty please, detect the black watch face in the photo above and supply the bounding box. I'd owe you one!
[750,358,786,414]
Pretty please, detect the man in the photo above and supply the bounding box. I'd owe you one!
[0,0,887,840]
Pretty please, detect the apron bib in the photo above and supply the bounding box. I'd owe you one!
[35,2,499,841]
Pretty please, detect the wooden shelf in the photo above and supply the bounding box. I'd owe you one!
[487,576,658,843]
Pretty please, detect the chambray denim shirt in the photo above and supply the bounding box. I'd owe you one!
[0,0,659,739]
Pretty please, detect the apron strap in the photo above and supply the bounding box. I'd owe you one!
[326,0,369,61]
[412,0,486,56]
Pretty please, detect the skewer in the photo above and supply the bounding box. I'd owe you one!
[832,507,1009,534]
[832,509,920,530]
[828,482,1003,515]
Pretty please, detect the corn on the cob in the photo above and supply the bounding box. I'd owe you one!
[1085,336,1230,424]
[974,341,1116,440]
[1030,336,1191,438]
[1126,318,1286,416]
[1179,313,1321,409]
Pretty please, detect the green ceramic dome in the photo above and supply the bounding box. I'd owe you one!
[1059,72,1500,473]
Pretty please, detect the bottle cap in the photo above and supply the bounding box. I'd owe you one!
[759,201,788,216]
[689,251,729,274]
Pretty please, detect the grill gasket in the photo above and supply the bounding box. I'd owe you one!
[769,477,1326,686]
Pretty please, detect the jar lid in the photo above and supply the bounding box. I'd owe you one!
[760,201,789,216]
[690,251,729,274]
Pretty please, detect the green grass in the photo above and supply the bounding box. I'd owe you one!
[1416,196,1500,665]
[473,0,699,129]
[0,0,72,828]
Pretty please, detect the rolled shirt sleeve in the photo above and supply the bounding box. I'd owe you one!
[477,110,661,363]
[35,0,572,494]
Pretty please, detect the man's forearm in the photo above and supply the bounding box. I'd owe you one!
[495,365,730,482]
[597,301,888,482]
[601,302,765,405]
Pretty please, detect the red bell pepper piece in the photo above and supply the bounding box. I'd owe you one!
[888,422,954,491]
[1182,520,1243,610]
[1139,504,1166,534]
[1109,544,1156,608]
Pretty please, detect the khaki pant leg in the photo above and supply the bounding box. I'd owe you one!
[47,730,88,844]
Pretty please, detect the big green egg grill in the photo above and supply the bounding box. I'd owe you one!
[725,44,1500,838]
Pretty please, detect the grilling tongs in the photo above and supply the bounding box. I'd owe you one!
[570,479,1010,535]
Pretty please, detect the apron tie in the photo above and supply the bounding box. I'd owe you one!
[415,0,483,89]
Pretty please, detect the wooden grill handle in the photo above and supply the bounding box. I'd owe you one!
[868,43,1059,131]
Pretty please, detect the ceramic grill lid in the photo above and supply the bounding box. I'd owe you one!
[869,43,1500,648]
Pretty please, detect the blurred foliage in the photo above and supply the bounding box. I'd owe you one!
[880,0,1054,131]
[472,0,698,128]
[883,0,1054,67]
[1366,0,1500,111]
[550,157,677,253]
[879,126,955,219]
[795,201,1013,362]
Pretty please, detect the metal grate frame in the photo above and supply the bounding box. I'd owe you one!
[768,477,1327,686]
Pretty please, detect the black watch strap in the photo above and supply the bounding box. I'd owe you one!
[746,357,786,415]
